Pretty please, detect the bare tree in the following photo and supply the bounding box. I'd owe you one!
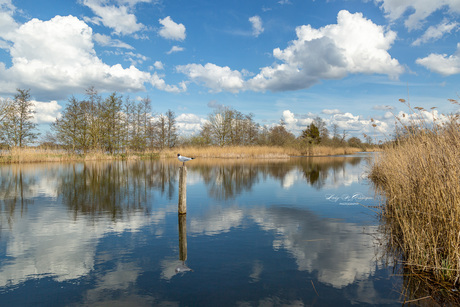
[1,89,38,147]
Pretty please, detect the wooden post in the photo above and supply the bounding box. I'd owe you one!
[178,165,187,214]
[178,213,187,261]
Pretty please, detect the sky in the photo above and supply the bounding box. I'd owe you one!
[1,0,460,141]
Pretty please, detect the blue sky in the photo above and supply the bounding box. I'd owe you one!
[1,0,460,140]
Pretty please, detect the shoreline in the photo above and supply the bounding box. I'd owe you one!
[0,145,369,164]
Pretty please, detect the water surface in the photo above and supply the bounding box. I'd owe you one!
[0,154,402,306]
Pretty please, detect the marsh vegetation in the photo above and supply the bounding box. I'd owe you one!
[370,99,460,296]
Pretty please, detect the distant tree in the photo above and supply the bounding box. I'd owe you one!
[84,86,102,149]
[301,123,321,144]
[100,92,123,153]
[154,114,168,150]
[52,96,91,153]
[268,125,295,146]
[312,116,329,142]
[1,89,38,147]
[166,109,178,148]
[347,136,363,148]
[0,97,12,122]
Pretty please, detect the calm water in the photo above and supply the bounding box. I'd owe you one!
[0,154,402,306]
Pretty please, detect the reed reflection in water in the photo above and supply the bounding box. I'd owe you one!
[0,154,404,306]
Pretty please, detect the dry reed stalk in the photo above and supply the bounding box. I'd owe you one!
[159,145,362,159]
[0,145,363,164]
[370,101,460,285]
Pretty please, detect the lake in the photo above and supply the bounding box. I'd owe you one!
[0,154,403,306]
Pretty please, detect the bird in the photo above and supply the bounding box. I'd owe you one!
[177,153,195,166]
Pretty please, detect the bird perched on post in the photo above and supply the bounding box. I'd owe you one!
[177,154,195,166]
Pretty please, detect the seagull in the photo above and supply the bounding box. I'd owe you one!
[177,153,195,166]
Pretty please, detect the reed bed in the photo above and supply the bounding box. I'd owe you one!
[370,104,460,285]
[159,145,362,159]
[0,145,363,164]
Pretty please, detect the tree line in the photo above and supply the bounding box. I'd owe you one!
[0,88,371,152]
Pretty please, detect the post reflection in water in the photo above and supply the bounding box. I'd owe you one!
[176,213,192,274]
[0,154,408,306]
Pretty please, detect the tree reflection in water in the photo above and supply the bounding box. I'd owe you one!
[57,161,178,220]
[0,155,367,224]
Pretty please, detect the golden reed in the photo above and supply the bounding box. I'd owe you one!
[370,100,460,285]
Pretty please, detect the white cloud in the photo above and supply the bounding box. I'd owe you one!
[176,113,206,134]
[158,16,186,41]
[0,15,180,98]
[249,15,264,37]
[150,73,186,93]
[153,60,164,70]
[177,11,401,94]
[93,33,134,49]
[373,105,394,110]
[416,43,460,76]
[246,10,403,92]
[166,45,184,54]
[322,109,342,115]
[32,100,62,124]
[376,0,460,30]
[176,63,244,93]
[0,0,17,48]
[412,20,459,46]
[82,0,145,35]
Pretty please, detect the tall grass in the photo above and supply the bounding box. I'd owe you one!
[370,100,460,285]
[0,145,364,164]
[159,145,362,159]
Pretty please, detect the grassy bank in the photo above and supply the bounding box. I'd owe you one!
[0,145,365,164]
[369,112,460,285]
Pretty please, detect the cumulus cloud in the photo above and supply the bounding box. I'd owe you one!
[412,20,459,46]
[0,15,181,99]
[177,11,402,94]
[322,109,342,115]
[158,16,186,41]
[153,60,164,70]
[176,63,244,93]
[247,10,403,92]
[166,45,184,54]
[278,109,393,138]
[82,0,145,35]
[0,0,17,48]
[376,0,460,30]
[416,43,460,75]
[32,100,62,124]
[176,113,206,134]
[93,33,134,49]
[249,15,264,37]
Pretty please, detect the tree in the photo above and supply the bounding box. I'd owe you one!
[154,114,167,150]
[85,86,102,149]
[347,136,363,148]
[52,96,91,153]
[200,106,260,146]
[301,123,321,144]
[165,109,177,148]
[100,92,123,153]
[268,125,295,146]
[0,97,11,122]
[312,116,329,141]
[1,89,38,148]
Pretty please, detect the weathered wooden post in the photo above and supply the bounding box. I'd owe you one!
[178,165,187,214]
[178,213,187,261]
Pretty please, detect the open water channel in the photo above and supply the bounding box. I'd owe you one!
[0,154,405,306]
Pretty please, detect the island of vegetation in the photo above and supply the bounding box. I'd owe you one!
[0,87,372,163]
